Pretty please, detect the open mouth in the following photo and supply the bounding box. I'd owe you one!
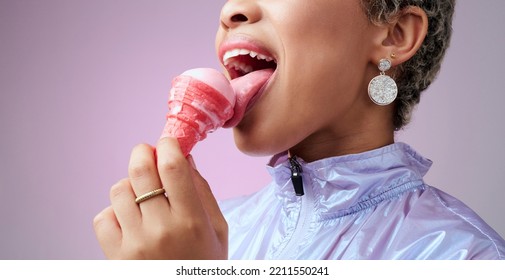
[219,47,277,128]
[223,49,277,79]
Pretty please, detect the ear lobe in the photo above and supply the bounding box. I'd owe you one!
[379,6,428,65]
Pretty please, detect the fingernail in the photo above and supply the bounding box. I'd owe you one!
[187,154,197,169]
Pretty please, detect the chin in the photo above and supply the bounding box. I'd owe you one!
[232,128,284,157]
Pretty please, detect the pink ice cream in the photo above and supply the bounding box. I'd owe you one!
[161,68,273,156]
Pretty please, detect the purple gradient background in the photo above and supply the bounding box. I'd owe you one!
[0,0,504,259]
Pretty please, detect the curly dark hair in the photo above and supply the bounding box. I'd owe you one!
[361,0,456,129]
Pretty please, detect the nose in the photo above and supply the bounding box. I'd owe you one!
[220,0,262,29]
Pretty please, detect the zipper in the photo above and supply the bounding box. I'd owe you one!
[278,155,313,258]
[289,155,304,196]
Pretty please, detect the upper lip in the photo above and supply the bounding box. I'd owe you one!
[218,36,277,79]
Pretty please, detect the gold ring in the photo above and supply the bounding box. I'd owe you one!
[135,188,166,204]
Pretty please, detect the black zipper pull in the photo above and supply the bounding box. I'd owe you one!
[289,155,304,196]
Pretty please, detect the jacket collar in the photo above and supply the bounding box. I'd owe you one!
[266,142,432,217]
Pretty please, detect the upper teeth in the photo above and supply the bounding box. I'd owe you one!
[223,48,275,67]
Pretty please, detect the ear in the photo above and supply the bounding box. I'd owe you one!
[371,6,428,66]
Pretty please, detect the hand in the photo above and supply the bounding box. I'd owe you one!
[93,137,228,259]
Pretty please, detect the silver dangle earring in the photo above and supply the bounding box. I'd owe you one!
[368,58,398,106]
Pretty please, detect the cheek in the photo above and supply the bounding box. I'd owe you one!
[280,19,371,117]
[215,28,225,56]
[232,52,355,155]
[230,2,369,155]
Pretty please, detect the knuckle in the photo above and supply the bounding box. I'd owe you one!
[158,155,186,175]
[93,213,105,229]
[133,143,152,152]
[215,217,229,238]
[92,207,114,231]
[128,161,155,179]
[150,223,171,242]
[182,218,207,236]
[128,144,155,179]
[109,179,129,200]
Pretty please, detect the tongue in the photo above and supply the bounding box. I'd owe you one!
[224,68,274,128]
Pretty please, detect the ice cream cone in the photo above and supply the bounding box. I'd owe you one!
[161,69,235,156]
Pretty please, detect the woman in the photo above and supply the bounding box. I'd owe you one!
[93,0,505,259]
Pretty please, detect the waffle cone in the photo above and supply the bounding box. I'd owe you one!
[161,75,234,156]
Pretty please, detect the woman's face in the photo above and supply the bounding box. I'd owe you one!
[215,0,381,158]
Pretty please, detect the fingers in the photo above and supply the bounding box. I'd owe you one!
[128,144,170,216]
[95,140,228,260]
[156,137,203,216]
[93,206,122,258]
[109,178,141,229]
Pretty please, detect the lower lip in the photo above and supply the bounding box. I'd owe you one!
[244,69,277,113]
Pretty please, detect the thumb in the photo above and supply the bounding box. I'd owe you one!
[187,155,228,242]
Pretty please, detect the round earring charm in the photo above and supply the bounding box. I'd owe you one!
[368,58,398,106]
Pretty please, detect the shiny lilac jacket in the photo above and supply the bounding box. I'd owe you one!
[219,143,505,259]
